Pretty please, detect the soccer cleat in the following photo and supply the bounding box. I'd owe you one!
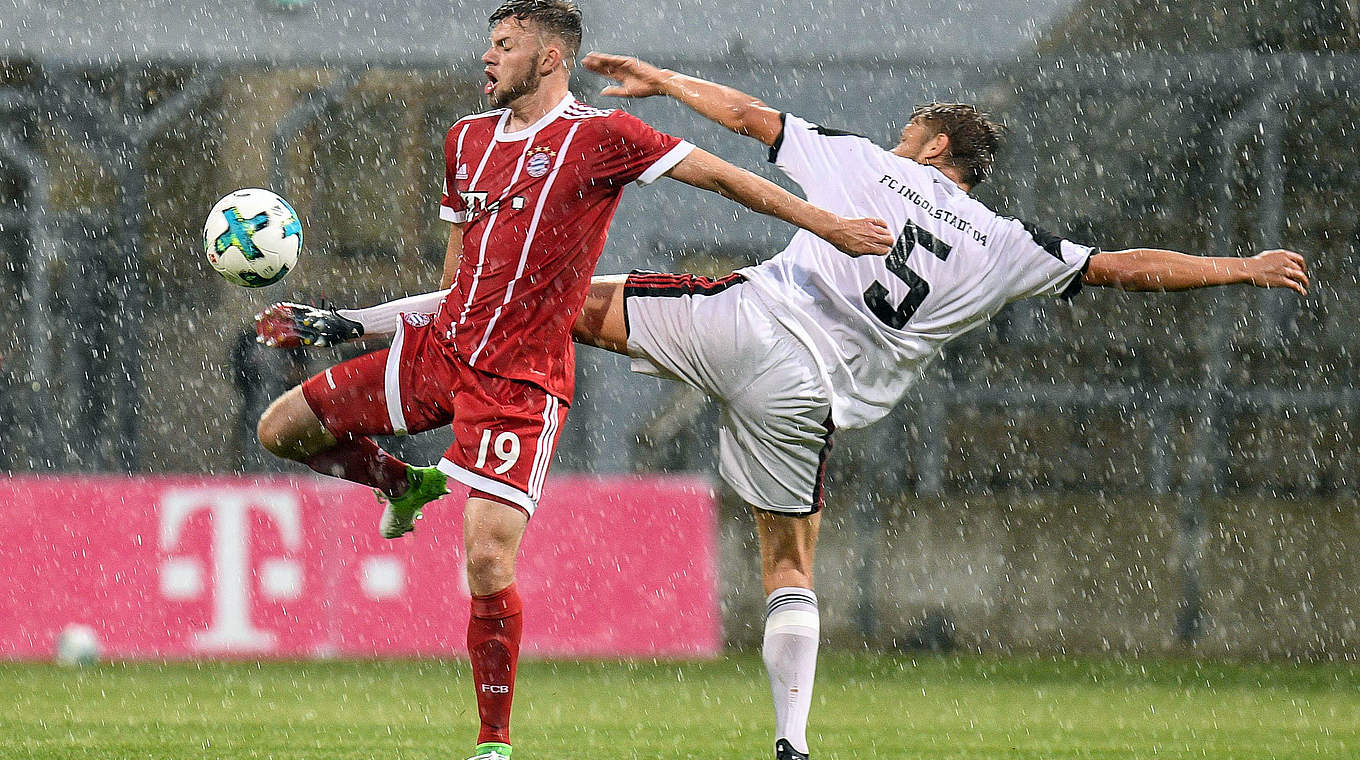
[377,465,450,539]
[254,301,365,348]
[467,742,513,760]
[775,739,809,760]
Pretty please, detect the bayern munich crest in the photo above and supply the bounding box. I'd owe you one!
[526,146,556,178]
[402,312,432,327]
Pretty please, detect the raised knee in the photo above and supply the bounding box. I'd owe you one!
[256,391,318,460]
[256,404,289,457]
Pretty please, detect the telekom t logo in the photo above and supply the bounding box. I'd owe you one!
[158,488,303,653]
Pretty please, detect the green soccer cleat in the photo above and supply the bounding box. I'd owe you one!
[467,742,513,760]
[376,465,450,539]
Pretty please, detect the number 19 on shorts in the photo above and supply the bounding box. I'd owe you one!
[475,429,521,474]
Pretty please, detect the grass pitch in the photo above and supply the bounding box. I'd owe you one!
[0,654,1355,759]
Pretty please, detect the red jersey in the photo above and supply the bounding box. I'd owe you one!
[436,93,692,402]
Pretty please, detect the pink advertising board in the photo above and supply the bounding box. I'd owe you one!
[0,474,719,660]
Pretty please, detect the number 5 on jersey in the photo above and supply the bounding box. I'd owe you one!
[864,219,950,330]
[475,429,521,474]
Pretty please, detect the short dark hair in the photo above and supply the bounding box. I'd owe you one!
[489,0,583,61]
[909,103,1003,186]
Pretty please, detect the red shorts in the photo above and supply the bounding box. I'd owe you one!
[300,318,569,516]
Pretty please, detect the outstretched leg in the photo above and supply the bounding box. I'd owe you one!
[755,508,822,760]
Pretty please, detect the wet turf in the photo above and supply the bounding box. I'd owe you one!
[0,654,1355,759]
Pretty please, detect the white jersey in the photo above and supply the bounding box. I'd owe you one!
[740,114,1097,429]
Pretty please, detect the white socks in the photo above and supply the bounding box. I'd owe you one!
[337,288,450,337]
[763,587,820,755]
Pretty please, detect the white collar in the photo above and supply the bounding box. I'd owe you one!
[494,91,575,142]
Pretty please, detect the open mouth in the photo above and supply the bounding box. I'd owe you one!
[484,71,498,95]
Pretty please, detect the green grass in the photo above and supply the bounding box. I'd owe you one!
[0,655,1356,759]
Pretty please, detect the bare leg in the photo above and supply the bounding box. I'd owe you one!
[464,497,529,595]
[756,508,820,593]
[573,275,629,353]
[257,385,337,460]
[256,385,410,496]
[755,508,821,760]
[464,497,530,749]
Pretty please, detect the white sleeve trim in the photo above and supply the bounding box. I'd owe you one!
[1049,241,1097,298]
[440,206,469,223]
[636,140,696,185]
[768,112,797,166]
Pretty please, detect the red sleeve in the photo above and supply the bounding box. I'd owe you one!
[440,124,470,223]
[590,110,693,187]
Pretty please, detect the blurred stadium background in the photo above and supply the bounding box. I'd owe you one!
[0,0,1357,666]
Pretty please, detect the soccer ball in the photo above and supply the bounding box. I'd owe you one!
[203,188,302,287]
[55,623,101,667]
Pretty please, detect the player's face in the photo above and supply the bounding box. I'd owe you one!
[897,119,943,162]
[483,19,544,108]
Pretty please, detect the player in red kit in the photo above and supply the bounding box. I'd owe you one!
[254,2,894,759]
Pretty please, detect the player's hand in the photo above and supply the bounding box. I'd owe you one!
[582,52,670,98]
[1245,249,1309,295]
[825,216,896,257]
[254,302,365,348]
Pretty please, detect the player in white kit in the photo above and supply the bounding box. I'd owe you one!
[567,53,1310,760]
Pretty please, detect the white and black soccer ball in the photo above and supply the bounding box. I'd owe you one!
[203,188,302,288]
[55,623,101,667]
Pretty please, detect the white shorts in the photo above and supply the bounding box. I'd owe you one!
[624,271,834,515]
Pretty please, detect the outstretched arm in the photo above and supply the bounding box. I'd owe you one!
[664,147,892,256]
[1084,248,1309,295]
[584,53,782,145]
[586,52,890,254]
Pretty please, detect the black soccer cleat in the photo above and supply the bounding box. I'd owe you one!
[254,301,365,348]
[775,739,809,760]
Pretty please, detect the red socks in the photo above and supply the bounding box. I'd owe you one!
[302,437,409,496]
[468,583,523,746]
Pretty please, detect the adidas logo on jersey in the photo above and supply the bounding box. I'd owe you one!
[456,163,470,180]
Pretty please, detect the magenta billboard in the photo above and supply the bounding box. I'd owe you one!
[0,474,719,660]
